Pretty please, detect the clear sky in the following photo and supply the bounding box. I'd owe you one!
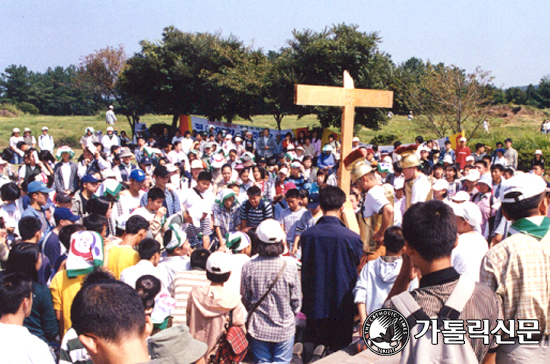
[2,0,549,88]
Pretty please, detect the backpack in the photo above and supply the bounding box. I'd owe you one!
[210,310,248,364]
[2,148,14,163]
[390,276,478,364]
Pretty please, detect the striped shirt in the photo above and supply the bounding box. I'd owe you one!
[480,227,550,335]
[169,269,209,326]
[384,268,503,363]
[213,203,241,237]
[240,199,273,228]
[186,216,213,248]
[279,207,307,248]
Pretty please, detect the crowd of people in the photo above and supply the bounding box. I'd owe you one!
[0,122,549,364]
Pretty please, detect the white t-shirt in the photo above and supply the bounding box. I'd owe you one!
[451,232,488,282]
[224,253,251,296]
[363,185,390,218]
[61,162,72,191]
[120,191,145,215]
[0,323,55,364]
[411,174,431,205]
[0,203,20,229]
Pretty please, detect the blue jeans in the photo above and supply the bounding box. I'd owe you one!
[249,336,294,364]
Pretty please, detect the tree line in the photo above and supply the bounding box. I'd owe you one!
[1,23,549,135]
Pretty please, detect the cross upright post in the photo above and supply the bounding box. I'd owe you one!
[294,71,393,233]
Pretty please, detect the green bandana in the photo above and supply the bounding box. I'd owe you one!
[509,216,550,240]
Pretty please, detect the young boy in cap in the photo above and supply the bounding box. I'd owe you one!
[158,227,191,288]
[451,201,488,282]
[212,189,241,249]
[71,174,100,217]
[187,251,247,361]
[42,207,80,271]
[21,180,54,233]
[480,174,550,362]
[119,169,146,214]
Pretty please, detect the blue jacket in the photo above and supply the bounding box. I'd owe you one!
[317,152,335,170]
[300,216,363,319]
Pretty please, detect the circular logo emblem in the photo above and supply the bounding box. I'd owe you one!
[361,308,410,356]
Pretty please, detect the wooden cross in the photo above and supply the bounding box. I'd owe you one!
[294,71,393,233]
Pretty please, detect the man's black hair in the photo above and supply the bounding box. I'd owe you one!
[207,271,231,283]
[257,241,285,257]
[384,226,405,254]
[59,224,86,251]
[475,143,484,150]
[532,161,545,169]
[190,248,211,270]
[226,183,239,190]
[502,192,545,221]
[444,140,451,145]
[71,278,146,343]
[138,238,160,260]
[393,162,402,174]
[126,215,150,235]
[482,155,492,164]
[87,196,112,216]
[18,216,42,241]
[475,160,488,169]
[197,171,212,182]
[221,164,232,172]
[247,185,262,197]
[285,188,300,199]
[0,273,32,316]
[136,275,161,311]
[83,214,108,234]
[319,185,346,212]
[147,187,165,202]
[1,182,20,202]
[402,200,457,262]
[490,164,505,172]
[6,243,40,282]
[16,141,27,150]
[415,136,424,144]
[82,268,116,287]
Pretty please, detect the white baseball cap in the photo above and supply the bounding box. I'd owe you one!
[352,137,360,142]
[12,128,20,133]
[501,174,547,204]
[278,167,289,176]
[535,150,543,155]
[109,105,114,109]
[206,252,232,274]
[256,219,286,244]
[451,191,471,202]
[459,137,467,142]
[466,156,475,162]
[106,126,114,132]
[452,201,482,233]
[24,127,31,132]
[443,155,453,164]
[393,178,404,190]
[432,179,449,192]
[42,126,48,131]
[477,174,492,187]
[190,159,204,169]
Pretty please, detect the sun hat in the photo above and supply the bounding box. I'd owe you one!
[148,325,207,364]
[190,159,204,170]
[477,174,492,187]
[464,170,481,182]
[225,232,251,253]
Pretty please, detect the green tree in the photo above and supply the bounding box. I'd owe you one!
[505,87,527,105]
[120,27,265,128]
[400,63,495,138]
[285,23,395,129]
[535,76,550,108]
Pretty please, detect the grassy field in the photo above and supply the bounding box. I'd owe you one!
[0,110,548,163]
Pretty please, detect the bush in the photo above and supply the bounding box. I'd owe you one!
[370,134,399,146]
[18,102,39,115]
[0,103,22,117]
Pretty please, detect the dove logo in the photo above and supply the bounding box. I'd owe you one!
[362,308,410,356]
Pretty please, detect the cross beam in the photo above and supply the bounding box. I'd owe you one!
[295,71,393,233]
